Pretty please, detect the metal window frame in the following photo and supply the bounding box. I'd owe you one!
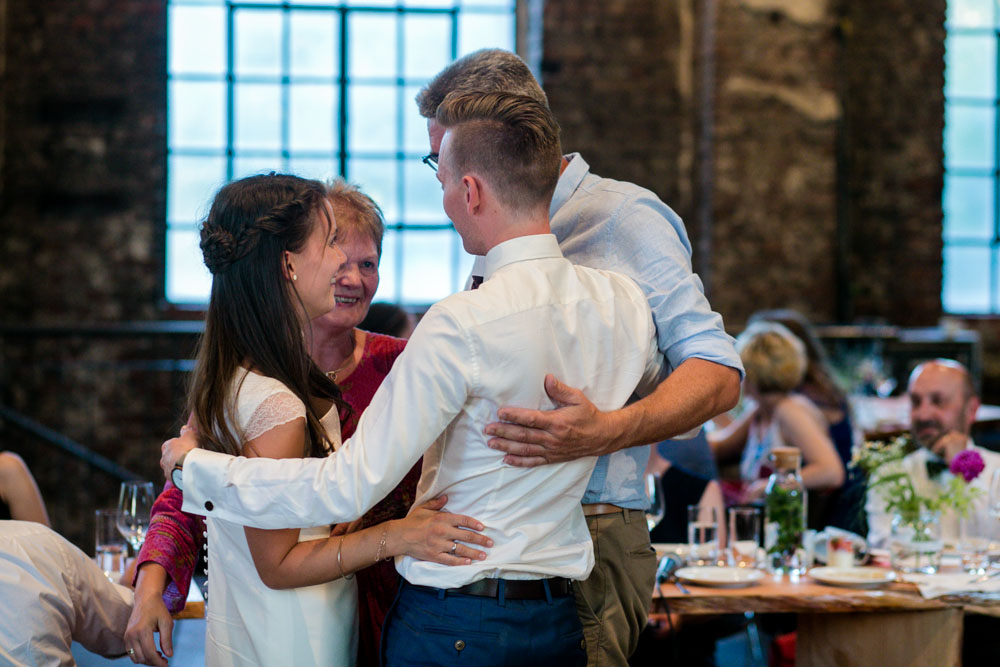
[165,0,515,306]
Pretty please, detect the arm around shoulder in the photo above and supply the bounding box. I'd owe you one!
[775,397,844,491]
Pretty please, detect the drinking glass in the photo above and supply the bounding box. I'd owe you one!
[687,504,720,566]
[644,473,665,531]
[959,513,991,575]
[95,508,127,583]
[117,480,155,553]
[728,506,762,568]
[989,469,1000,519]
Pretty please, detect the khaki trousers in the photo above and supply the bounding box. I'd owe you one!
[574,508,657,667]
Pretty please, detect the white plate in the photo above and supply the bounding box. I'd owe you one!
[675,566,764,588]
[652,543,690,560]
[808,566,896,589]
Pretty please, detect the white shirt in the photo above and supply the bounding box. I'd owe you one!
[865,440,1000,548]
[183,234,666,588]
[0,520,133,666]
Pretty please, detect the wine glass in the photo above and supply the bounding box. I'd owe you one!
[989,469,1000,519]
[117,481,155,553]
[644,473,665,531]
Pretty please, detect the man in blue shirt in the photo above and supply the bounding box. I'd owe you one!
[416,50,743,665]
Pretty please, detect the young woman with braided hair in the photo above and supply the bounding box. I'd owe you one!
[126,174,488,667]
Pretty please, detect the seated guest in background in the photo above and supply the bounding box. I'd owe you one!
[646,446,723,545]
[710,322,844,506]
[866,359,1000,547]
[655,429,719,482]
[747,309,864,532]
[0,451,49,526]
[0,520,133,664]
[360,302,416,339]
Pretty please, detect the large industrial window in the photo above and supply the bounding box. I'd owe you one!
[943,0,999,313]
[166,0,515,306]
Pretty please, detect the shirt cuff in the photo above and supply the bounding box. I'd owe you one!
[180,448,234,517]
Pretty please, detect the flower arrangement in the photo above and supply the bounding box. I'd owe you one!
[851,435,984,519]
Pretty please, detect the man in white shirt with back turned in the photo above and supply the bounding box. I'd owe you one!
[162,91,667,664]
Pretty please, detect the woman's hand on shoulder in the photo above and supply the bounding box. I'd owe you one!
[388,495,492,565]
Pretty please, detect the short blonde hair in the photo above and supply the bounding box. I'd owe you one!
[737,322,807,394]
[325,178,385,260]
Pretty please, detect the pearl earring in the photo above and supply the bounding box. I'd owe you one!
[292,274,298,281]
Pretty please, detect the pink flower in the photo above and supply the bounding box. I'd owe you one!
[950,450,985,483]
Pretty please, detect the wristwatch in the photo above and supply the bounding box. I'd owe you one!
[170,452,188,491]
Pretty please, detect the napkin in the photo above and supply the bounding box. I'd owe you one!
[903,572,1000,598]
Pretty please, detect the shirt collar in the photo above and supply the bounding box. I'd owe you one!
[483,233,563,280]
[549,152,589,218]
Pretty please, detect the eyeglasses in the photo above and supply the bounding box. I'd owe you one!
[421,153,439,173]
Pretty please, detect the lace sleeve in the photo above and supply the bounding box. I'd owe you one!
[243,391,306,442]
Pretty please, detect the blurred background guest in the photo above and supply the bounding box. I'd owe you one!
[360,302,416,339]
[709,322,844,525]
[0,451,50,526]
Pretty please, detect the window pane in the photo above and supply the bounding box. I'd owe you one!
[403,0,454,7]
[233,156,283,179]
[375,228,400,302]
[290,11,339,78]
[462,0,515,7]
[943,244,991,313]
[235,9,283,78]
[290,84,337,151]
[402,159,445,223]
[170,80,226,149]
[166,228,213,303]
[458,12,514,56]
[235,83,283,150]
[400,230,455,303]
[350,158,399,221]
[453,241,475,293]
[404,84,432,152]
[403,15,453,79]
[347,0,397,7]
[944,103,996,169]
[167,154,227,224]
[348,85,397,152]
[169,6,226,75]
[349,13,397,79]
[947,0,994,28]
[288,157,337,181]
[943,174,995,241]
[945,34,996,98]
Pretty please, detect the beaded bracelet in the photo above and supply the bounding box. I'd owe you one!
[336,536,354,580]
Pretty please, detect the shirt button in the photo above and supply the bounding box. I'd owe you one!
[204,501,214,511]
[580,639,586,651]
[454,640,465,652]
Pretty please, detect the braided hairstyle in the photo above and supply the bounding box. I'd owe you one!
[189,173,347,458]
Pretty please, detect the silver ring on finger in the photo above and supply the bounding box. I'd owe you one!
[450,540,458,555]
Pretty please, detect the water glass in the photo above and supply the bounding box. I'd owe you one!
[960,514,991,575]
[728,506,762,568]
[95,509,127,583]
[688,504,720,566]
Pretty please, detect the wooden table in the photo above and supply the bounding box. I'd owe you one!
[655,572,1000,666]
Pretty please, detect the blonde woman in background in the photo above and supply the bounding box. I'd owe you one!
[709,322,844,503]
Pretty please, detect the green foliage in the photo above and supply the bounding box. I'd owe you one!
[766,485,804,556]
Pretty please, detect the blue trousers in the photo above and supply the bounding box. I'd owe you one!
[381,580,587,666]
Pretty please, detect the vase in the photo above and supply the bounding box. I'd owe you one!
[889,510,943,574]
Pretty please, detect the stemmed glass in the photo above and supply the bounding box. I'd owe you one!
[645,473,665,531]
[117,481,155,554]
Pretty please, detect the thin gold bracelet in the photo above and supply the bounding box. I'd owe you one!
[374,522,390,563]
[336,536,354,580]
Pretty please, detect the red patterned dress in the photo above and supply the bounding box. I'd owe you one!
[135,332,416,666]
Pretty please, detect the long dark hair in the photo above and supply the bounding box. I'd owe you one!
[189,173,347,458]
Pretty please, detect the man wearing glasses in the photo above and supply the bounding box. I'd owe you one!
[414,50,743,665]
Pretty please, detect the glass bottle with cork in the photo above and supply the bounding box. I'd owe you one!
[764,446,807,575]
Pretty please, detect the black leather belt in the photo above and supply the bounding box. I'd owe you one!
[413,577,573,600]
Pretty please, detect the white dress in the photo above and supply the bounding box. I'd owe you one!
[204,370,358,667]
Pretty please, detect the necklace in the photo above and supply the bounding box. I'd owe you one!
[325,332,357,383]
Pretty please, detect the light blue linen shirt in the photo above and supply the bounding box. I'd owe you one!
[551,153,743,508]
